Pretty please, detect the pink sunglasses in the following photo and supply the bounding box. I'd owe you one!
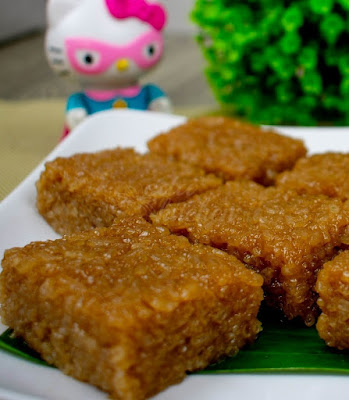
[65,30,164,75]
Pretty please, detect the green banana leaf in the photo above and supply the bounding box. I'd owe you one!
[0,329,51,367]
[1,310,348,373]
[200,311,349,374]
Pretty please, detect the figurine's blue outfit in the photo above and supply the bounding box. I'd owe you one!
[66,84,165,114]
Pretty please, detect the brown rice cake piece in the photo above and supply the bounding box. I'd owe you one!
[276,153,349,201]
[36,147,221,235]
[0,216,263,400]
[151,181,349,326]
[316,250,349,349]
[147,116,307,185]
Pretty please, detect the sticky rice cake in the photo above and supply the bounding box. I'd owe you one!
[36,148,221,235]
[147,116,307,185]
[151,181,349,326]
[0,216,263,400]
[276,153,349,201]
[316,251,349,350]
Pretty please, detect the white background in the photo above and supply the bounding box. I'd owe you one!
[0,0,46,41]
[162,0,196,33]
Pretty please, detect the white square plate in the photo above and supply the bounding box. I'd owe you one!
[1,109,349,400]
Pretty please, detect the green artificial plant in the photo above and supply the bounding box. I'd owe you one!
[192,0,349,125]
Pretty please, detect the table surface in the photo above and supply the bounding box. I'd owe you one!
[0,100,214,201]
[0,32,218,201]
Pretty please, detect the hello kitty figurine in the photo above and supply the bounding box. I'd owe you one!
[45,0,171,138]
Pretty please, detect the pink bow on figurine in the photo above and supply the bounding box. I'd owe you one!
[105,0,167,31]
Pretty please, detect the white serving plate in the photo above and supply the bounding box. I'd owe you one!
[1,109,349,400]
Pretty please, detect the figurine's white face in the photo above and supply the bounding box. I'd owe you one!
[45,0,164,89]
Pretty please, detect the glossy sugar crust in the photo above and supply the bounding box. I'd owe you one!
[276,153,349,201]
[148,116,306,185]
[316,250,349,350]
[0,217,263,400]
[36,148,222,235]
[151,181,349,326]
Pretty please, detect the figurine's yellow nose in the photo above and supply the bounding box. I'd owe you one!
[116,59,130,72]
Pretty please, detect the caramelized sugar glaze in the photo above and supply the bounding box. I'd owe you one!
[151,181,349,326]
[1,217,263,400]
[148,116,306,185]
